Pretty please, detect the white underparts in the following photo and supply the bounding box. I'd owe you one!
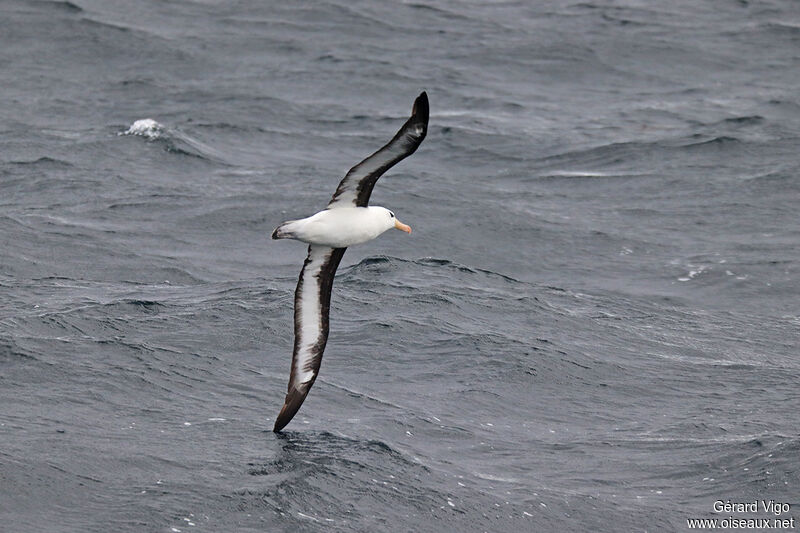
[283,207,396,248]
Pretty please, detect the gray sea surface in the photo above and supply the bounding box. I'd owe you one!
[2,1,799,531]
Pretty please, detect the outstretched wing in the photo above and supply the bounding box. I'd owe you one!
[327,91,429,209]
[273,245,347,432]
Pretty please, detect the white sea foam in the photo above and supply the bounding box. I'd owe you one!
[678,264,709,282]
[120,118,164,140]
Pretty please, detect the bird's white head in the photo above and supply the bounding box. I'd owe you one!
[371,206,412,235]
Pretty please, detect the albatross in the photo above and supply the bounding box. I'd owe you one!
[271,91,429,432]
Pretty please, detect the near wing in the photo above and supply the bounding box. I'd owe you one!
[327,91,429,209]
[273,245,347,432]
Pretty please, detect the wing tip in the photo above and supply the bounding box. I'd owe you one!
[272,403,294,432]
[412,91,429,123]
[272,385,310,432]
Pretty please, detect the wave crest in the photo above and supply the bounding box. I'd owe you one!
[119,118,164,140]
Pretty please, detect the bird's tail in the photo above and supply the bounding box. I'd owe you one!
[271,220,299,240]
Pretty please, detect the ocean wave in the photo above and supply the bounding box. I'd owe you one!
[532,131,758,177]
[342,255,521,285]
[7,156,74,168]
[119,118,229,162]
[0,338,36,362]
[721,115,764,125]
[36,0,82,13]
[681,135,741,148]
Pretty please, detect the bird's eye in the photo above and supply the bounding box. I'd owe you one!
[389,211,395,218]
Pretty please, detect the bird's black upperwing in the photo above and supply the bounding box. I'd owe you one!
[327,91,428,209]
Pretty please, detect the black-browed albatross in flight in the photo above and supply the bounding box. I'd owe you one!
[271,92,429,432]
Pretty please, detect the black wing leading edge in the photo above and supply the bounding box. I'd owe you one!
[327,91,429,209]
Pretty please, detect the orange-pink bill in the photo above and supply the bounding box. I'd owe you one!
[394,219,412,234]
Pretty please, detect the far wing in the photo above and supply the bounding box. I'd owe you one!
[327,91,429,209]
[273,245,347,432]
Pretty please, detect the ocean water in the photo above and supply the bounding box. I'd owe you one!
[2,1,799,531]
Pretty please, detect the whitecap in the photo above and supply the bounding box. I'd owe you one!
[120,118,164,140]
